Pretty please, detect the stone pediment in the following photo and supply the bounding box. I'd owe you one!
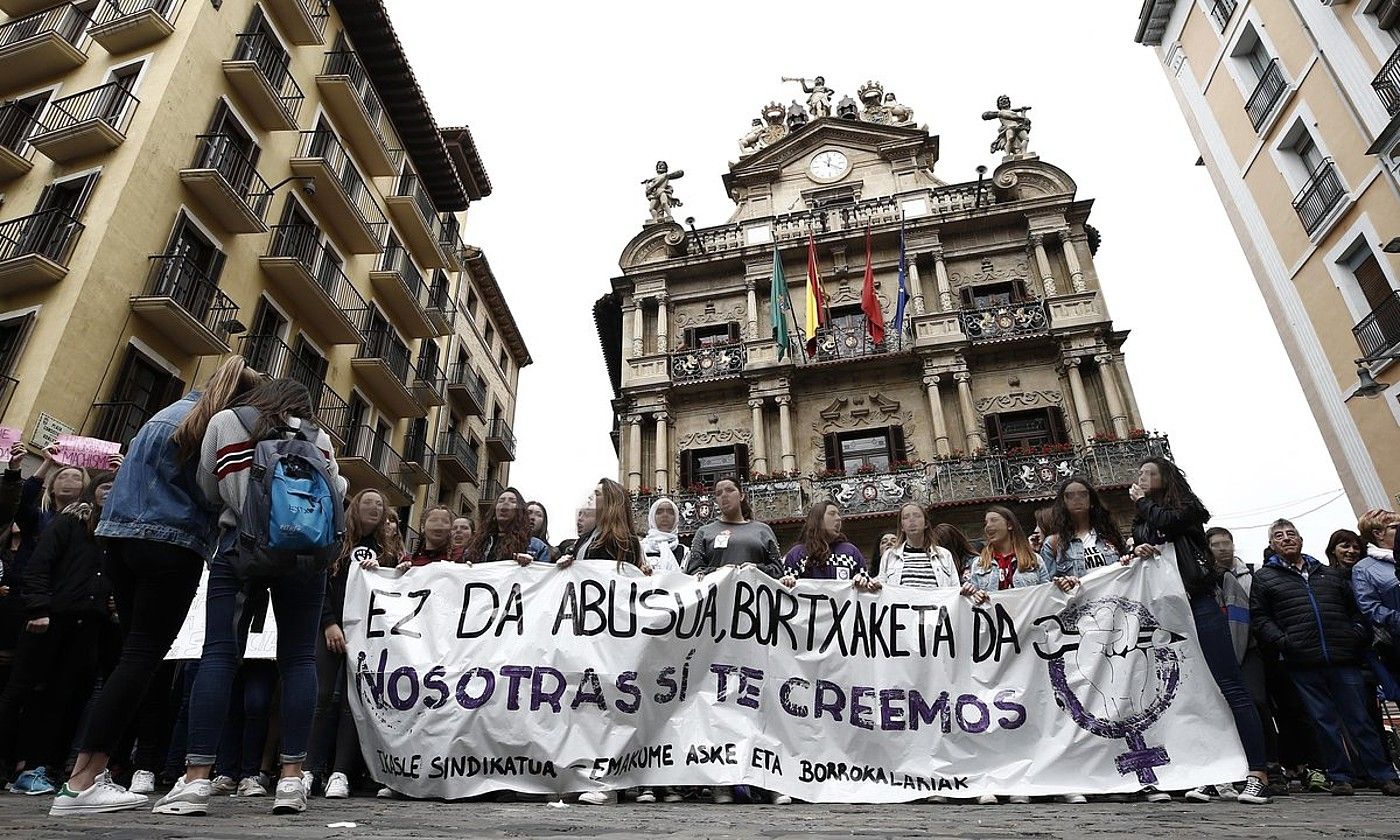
[990,158,1078,202]
[723,118,938,191]
[618,222,687,271]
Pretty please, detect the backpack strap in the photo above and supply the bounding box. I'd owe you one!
[232,405,262,438]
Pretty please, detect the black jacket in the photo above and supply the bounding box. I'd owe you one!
[23,512,110,619]
[1131,496,1216,597]
[0,468,20,535]
[1250,554,1369,667]
[570,529,643,570]
[322,534,381,631]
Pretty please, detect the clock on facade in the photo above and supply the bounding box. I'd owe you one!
[808,150,850,182]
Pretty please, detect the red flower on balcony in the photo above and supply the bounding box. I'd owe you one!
[817,467,847,479]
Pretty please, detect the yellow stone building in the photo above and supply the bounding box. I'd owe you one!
[0,0,530,527]
[597,83,1165,548]
[1136,0,1400,510]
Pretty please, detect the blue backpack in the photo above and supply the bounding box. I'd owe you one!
[231,406,344,578]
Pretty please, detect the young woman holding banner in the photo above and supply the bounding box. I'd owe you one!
[780,501,877,590]
[640,497,688,574]
[558,479,643,577]
[965,507,1050,596]
[878,503,961,589]
[462,488,550,566]
[1041,476,1126,584]
[1129,457,1271,805]
[409,506,459,567]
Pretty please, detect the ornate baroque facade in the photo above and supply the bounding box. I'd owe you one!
[596,82,1167,545]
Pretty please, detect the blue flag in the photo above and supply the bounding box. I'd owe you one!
[893,216,909,337]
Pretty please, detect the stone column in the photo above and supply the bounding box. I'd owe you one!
[1064,358,1096,440]
[932,249,953,311]
[923,374,951,457]
[1030,234,1057,297]
[627,413,643,492]
[617,418,629,484]
[1096,354,1131,438]
[745,279,758,341]
[653,411,669,493]
[776,395,796,473]
[748,398,769,474]
[954,372,984,452]
[1115,353,1144,428]
[656,292,669,353]
[908,259,926,315]
[1062,234,1086,293]
[631,298,645,358]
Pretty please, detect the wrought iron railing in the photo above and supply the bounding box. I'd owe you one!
[1083,436,1174,488]
[357,328,412,383]
[486,417,516,457]
[1208,0,1236,32]
[1291,157,1346,235]
[0,374,15,422]
[0,208,84,266]
[36,81,139,138]
[142,254,239,337]
[313,382,349,441]
[340,423,407,494]
[279,0,329,39]
[427,271,454,326]
[1374,43,1400,117]
[447,360,487,407]
[401,427,436,473]
[231,31,304,122]
[296,129,389,241]
[0,4,89,51]
[437,428,479,480]
[1245,58,1287,131]
[264,224,369,319]
[0,102,40,161]
[91,401,151,449]
[413,351,446,398]
[439,213,462,255]
[377,242,434,309]
[480,477,504,503]
[91,0,181,28]
[813,468,926,516]
[392,171,441,238]
[811,321,905,361]
[320,50,393,147]
[1354,290,1400,361]
[238,333,332,404]
[191,133,271,219]
[670,344,746,381]
[960,299,1049,342]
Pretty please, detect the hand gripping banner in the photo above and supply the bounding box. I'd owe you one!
[343,549,1246,803]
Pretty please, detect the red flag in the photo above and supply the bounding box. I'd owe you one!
[862,226,884,344]
[804,234,828,357]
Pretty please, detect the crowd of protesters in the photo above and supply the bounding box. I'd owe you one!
[0,360,1397,816]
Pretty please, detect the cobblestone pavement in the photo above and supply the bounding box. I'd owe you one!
[0,792,1396,839]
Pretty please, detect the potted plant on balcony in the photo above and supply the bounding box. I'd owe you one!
[816,466,847,480]
[854,463,879,476]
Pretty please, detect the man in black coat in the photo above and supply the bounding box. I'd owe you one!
[1250,519,1400,796]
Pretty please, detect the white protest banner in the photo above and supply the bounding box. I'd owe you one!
[165,567,280,661]
[53,433,120,470]
[343,550,1246,803]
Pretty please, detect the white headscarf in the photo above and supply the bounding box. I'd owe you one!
[642,497,683,571]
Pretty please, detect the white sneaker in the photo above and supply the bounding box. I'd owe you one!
[272,776,307,814]
[237,777,268,797]
[1143,786,1173,803]
[1009,794,1031,804]
[49,778,148,816]
[929,795,949,803]
[129,770,156,795]
[153,776,211,815]
[578,790,616,805]
[323,772,350,799]
[771,792,794,805]
[210,775,236,796]
[301,770,313,793]
[1058,793,1087,804]
[977,792,998,804]
[1216,782,1239,800]
[711,787,734,804]
[661,788,684,803]
[633,788,656,803]
[376,786,398,799]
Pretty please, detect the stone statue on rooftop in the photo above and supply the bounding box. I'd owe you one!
[782,75,833,118]
[884,92,913,126]
[642,161,685,224]
[982,94,1034,159]
[738,118,764,155]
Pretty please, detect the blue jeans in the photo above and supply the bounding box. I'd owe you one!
[186,552,324,766]
[214,661,278,780]
[1191,594,1268,772]
[1288,664,1398,784]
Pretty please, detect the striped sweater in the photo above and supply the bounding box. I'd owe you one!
[199,408,346,531]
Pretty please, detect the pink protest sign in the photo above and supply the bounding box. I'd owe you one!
[54,434,120,470]
[0,427,20,453]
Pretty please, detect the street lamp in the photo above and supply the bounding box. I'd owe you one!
[1382,236,1400,253]
[1351,345,1400,399]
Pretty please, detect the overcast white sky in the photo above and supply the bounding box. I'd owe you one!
[386,0,1356,560]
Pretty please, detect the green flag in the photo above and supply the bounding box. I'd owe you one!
[770,246,789,360]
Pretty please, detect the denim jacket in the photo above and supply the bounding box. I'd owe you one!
[95,392,218,557]
[967,556,1051,592]
[1038,529,1124,578]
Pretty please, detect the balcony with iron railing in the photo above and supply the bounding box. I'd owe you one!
[337,423,412,506]
[179,134,271,233]
[810,321,909,362]
[1208,0,1236,32]
[400,426,436,486]
[352,327,422,418]
[960,299,1050,343]
[312,381,349,446]
[259,224,367,344]
[239,333,327,395]
[1292,157,1346,236]
[262,0,329,46]
[1374,43,1400,118]
[89,0,181,54]
[369,243,438,339]
[439,213,464,272]
[411,351,447,409]
[130,254,240,356]
[0,374,15,421]
[0,208,84,291]
[91,401,152,449]
[669,342,747,384]
[426,272,454,336]
[436,428,479,485]
[315,49,400,176]
[446,360,487,416]
[1245,58,1287,132]
[0,4,90,95]
[28,81,138,162]
[1353,290,1400,362]
[478,477,504,508]
[0,101,39,181]
[485,417,516,461]
[222,31,303,131]
[385,171,446,268]
[290,129,388,253]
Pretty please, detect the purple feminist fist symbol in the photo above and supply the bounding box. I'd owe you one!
[1033,596,1185,785]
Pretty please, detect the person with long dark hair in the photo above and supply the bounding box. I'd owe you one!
[53,356,258,815]
[559,480,643,579]
[1130,456,1271,805]
[685,477,782,581]
[781,501,877,589]
[1041,476,1126,589]
[462,488,551,565]
[153,379,345,817]
[932,523,980,575]
[879,503,961,589]
[449,514,475,562]
[410,506,460,567]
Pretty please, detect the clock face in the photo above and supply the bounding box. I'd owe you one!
[809,150,850,181]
